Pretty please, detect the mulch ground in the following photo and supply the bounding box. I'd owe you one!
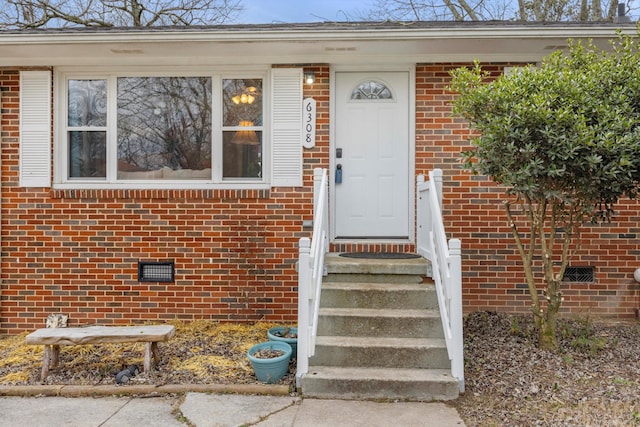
[0,320,296,388]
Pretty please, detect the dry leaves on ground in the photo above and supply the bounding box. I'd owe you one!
[453,311,640,427]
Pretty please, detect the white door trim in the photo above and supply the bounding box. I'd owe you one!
[329,65,416,243]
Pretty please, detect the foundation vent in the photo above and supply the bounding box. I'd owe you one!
[138,261,175,282]
[562,266,594,283]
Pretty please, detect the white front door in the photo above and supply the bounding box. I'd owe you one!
[334,72,410,239]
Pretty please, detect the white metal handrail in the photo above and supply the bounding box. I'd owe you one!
[416,169,464,392]
[297,168,329,386]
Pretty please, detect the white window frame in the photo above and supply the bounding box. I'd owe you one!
[54,67,271,190]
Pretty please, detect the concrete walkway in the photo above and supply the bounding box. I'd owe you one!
[0,393,467,427]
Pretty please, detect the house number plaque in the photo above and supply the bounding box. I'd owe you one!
[303,98,316,149]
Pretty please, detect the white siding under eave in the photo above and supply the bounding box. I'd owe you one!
[20,70,52,188]
[271,68,303,187]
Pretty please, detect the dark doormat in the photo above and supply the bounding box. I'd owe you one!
[339,252,421,259]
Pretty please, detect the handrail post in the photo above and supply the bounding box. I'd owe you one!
[416,174,429,260]
[448,238,464,392]
[297,237,311,387]
[432,168,443,210]
[313,167,323,212]
[314,168,329,255]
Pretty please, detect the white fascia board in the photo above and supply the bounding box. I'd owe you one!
[0,24,634,45]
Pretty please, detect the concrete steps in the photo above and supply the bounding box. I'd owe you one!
[301,253,459,402]
[317,307,445,338]
[320,281,438,310]
[311,336,449,369]
[304,366,458,401]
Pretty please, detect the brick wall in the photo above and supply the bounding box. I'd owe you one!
[416,63,640,319]
[1,63,638,333]
[0,66,331,333]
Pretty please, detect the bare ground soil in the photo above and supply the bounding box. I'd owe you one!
[1,312,639,426]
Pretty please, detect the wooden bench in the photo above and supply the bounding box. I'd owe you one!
[25,325,176,382]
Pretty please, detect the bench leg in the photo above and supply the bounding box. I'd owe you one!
[143,342,162,374]
[144,342,152,373]
[40,345,61,383]
[51,345,60,369]
[41,345,51,382]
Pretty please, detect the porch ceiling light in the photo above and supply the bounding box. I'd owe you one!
[304,71,315,85]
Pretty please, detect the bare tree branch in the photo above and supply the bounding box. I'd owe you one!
[443,0,465,19]
[608,0,620,19]
[456,0,480,19]
[0,0,243,29]
[353,0,633,22]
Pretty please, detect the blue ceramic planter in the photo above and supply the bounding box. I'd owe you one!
[267,326,298,359]
[247,341,292,384]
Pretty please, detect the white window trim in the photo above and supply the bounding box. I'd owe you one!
[54,67,273,190]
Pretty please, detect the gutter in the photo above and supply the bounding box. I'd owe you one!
[0,22,636,46]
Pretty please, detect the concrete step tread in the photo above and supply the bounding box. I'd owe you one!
[306,366,455,382]
[319,307,440,318]
[315,335,446,348]
[322,281,434,291]
[324,253,430,276]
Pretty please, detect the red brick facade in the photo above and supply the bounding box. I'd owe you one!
[1,63,638,333]
[0,67,327,333]
[415,63,640,319]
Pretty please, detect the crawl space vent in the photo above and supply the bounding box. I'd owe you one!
[562,266,594,283]
[138,261,174,282]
